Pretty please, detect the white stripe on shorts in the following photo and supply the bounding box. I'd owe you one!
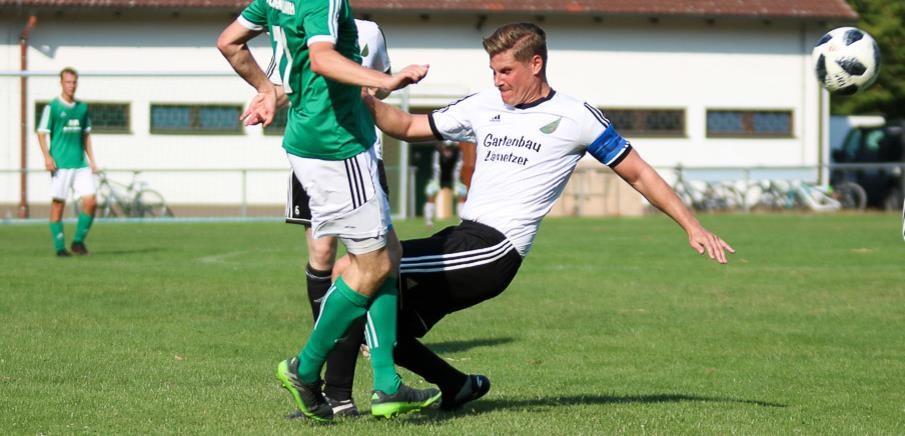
[399,239,515,273]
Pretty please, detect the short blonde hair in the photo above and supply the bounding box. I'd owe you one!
[482,22,547,72]
[59,67,78,79]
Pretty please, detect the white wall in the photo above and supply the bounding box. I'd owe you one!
[0,12,829,207]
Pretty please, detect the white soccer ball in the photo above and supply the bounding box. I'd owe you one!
[812,27,881,95]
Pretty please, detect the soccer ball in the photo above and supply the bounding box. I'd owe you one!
[812,27,881,95]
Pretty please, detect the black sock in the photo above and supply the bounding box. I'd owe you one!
[395,335,468,402]
[305,263,332,316]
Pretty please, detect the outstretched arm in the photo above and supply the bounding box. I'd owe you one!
[612,151,734,264]
[309,42,428,92]
[361,94,436,142]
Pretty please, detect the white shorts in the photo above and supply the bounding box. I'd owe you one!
[286,148,391,255]
[50,167,96,201]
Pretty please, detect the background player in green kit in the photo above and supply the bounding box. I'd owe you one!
[217,0,436,421]
[37,67,99,257]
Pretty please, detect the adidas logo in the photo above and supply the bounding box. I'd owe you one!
[489,114,501,122]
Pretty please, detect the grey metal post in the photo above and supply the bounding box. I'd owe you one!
[398,89,411,219]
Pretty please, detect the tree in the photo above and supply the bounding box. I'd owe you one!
[831,0,905,119]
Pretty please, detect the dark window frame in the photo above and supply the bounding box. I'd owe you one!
[601,108,686,138]
[150,103,244,135]
[706,109,794,138]
[263,107,289,136]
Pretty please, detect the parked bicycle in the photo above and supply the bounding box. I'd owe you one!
[672,167,747,213]
[90,171,174,218]
[750,179,866,212]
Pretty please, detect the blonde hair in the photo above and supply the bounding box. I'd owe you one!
[59,67,78,79]
[482,22,547,73]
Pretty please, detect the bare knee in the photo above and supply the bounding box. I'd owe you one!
[343,249,393,296]
[50,200,65,222]
[81,195,97,215]
[307,234,337,271]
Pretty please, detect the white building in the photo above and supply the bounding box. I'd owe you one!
[0,0,857,218]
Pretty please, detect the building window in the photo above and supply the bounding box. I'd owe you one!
[602,109,685,137]
[150,104,243,134]
[263,107,289,135]
[706,110,793,137]
[35,101,130,134]
[91,103,130,133]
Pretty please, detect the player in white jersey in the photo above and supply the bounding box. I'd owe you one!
[277,19,391,417]
[346,22,735,410]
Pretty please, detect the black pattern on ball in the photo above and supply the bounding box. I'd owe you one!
[816,54,828,83]
[873,41,881,72]
[836,84,859,95]
[816,34,832,46]
[837,57,867,76]
[843,29,864,46]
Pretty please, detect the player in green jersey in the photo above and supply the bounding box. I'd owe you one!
[36,67,99,257]
[217,0,437,421]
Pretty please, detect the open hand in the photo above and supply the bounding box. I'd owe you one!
[241,88,277,127]
[688,227,735,264]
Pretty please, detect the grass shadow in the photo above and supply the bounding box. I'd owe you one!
[400,393,787,424]
[424,337,516,354]
[91,247,166,255]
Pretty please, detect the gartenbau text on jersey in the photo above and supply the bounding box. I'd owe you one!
[482,133,543,152]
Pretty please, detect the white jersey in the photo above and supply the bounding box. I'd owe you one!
[429,88,632,256]
[266,19,391,156]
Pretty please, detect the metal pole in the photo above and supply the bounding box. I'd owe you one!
[817,85,829,185]
[18,15,37,219]
[398,88,411,219]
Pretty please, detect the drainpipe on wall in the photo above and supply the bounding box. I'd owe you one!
[18,15,37,219]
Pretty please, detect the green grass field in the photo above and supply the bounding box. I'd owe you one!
[2,214,904,434]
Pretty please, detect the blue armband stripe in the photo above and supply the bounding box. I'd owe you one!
[587,124,631,166]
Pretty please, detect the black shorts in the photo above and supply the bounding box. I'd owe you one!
[398,220,522,337]
[286,159,389,226]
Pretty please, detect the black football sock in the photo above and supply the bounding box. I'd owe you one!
[305,263,332,316]
[323,316,363,401]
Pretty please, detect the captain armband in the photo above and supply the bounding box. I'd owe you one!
[586,124,633,167]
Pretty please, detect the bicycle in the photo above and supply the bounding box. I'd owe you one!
[672,167,746,213]
[830,181,867,211]
[92,171,174,218]
[750,179,868,213]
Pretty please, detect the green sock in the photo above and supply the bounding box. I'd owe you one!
[365,277,402,395]
[49,221,65,251]
[296,276,369,384]
[73,212,94,243]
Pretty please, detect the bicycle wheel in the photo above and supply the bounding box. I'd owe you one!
[135,189,174,218]
[833,181,867,211]
[95,184,120,218]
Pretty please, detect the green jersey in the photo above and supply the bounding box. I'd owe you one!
[239,0,377,160]
[37,97,92,169]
